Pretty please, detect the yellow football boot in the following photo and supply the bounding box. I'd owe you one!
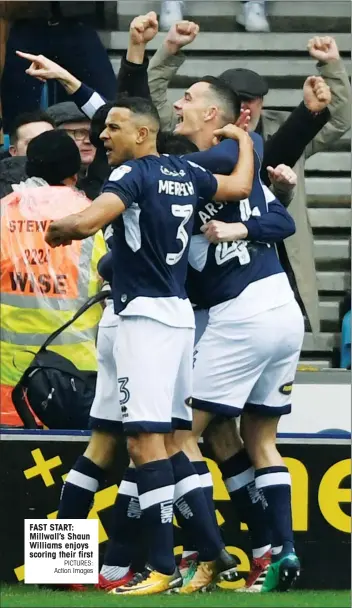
[178,549,238,594]
[178,561,216,594]
[109,566,182,596]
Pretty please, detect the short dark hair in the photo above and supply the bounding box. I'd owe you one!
[199,76,241,124]
[157,132,199,155]
[111,96,161,132]
[90,102,114,149]
[10,110,55,143]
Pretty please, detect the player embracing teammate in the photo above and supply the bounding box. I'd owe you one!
[41,11,337,596]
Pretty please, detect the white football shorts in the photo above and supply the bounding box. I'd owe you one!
[115,316,194,434]
[89,301,122,432]
[192,299,304,417]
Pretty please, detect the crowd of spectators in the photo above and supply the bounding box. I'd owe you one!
[0,2,351,426]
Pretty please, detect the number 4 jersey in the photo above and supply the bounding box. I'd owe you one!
[102,154,218,329]
[185,134,295,315]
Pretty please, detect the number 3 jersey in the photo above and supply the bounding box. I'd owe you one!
[184,134,295,316]
[102,154,218,329]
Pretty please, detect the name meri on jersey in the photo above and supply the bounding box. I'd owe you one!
[158,180,195,197]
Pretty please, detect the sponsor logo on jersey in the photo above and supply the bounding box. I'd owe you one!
[158,180,195,196]
[279,382,293,395]
[109,165,132,181]
[160,166,186,177]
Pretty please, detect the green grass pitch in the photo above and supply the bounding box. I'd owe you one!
[0,586,350,608]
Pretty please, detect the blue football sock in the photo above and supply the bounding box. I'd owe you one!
[57,455,105,518]
[102,467,141,571]
[193,459,224,542]
[135,458,176,575]
[219,450,272,556]
[255,466,294,560]
[171,452,224,562]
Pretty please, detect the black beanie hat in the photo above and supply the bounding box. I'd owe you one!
[26,130,81,185]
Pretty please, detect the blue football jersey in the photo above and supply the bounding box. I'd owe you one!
[102,154,218,327]
[184,134,287,309]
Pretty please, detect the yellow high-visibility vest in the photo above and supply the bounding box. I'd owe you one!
[0,185,107,425]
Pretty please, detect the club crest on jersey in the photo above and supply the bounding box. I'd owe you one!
[109,165,132,181]
[160,166,186,177]
[279,382,293,395]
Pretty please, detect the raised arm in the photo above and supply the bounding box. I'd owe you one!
[16,51,106,119]
[305,36,351,156]
[117,12,159,99]
[16,51,83,95]
[147,21,199,131]
[262,77,331,181]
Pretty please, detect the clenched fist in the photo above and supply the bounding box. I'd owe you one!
[164,21,200,55]
[129,12,159,45]
[201,220,248,244]
[307,36,340,63]
[267,165,297,192]
[303,76,331,113]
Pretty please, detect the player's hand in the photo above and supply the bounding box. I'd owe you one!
[201,220,248,243]
[235,108,251,132]
[267,164,297,191]
[164,21,200,55]
[307,36,340,63]
[303,76,331,112]
[129,12,159,45]
[16,51,68,82]
[45,222,72,248]
[213,123,253,142]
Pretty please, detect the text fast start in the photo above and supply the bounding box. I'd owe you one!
[29,523,73,531]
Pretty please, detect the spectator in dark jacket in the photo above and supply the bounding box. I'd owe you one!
[0,0,116,132]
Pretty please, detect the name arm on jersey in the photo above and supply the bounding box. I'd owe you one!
[45,193,125,248]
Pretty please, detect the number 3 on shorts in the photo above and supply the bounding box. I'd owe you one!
[118,377,130,405]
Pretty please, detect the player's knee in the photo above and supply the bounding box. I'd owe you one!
[127,433,167,466]
[84,430,119,470]
[242,412,281,468]
[165,430,189,457]
[175,430,202,461]
[191,408,214,439]
[206,418,243,463]
[246,440,282,469]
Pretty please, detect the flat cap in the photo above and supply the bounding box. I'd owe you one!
[47,101,87,127]
[219,68,269,99]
